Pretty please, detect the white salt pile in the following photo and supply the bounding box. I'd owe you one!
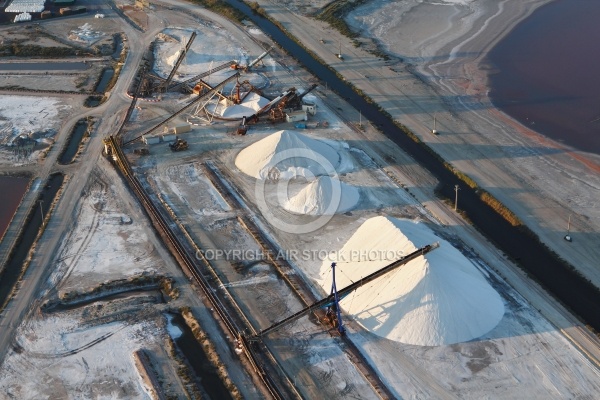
[166,49,184,67]
[215,92,270,119]
[235,130,340,179]
[320,216,504,346]
[284,176,359,215]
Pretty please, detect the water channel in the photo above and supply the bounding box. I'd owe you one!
[224,0,600,329]
[94,68,114,93]
[0,173,64,309]
[59,119,88,164]
[0,176,30,239]
[169,313,234,400]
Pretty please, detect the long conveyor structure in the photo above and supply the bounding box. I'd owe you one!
[255,242,439,338]
[122,71,240,146]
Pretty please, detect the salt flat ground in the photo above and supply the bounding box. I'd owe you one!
[1,1,599,398]
[127,10,600,397]
[0,95,72,166]
[0,168,169,398]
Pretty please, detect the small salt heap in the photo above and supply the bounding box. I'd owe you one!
[284,176,359,215]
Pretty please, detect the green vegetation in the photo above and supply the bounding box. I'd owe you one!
[316,0,368,39]
[84,95,103,108]
[0,44,77,57]
[189,0,245,22]
[479,190,522,227]
[180,307,242,399]
[249,1,265,16]
[165,336,202,400]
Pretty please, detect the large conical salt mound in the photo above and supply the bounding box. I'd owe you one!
[320,216,504,346]
[284,176,359,215]
[235,130,340,179]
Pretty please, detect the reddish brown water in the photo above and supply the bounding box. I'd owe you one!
[0,176,29,240]
[486,0,600,154]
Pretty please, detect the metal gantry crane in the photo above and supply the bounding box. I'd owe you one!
[122,72,241,146]
[255,242,439,338]
[168,59,236,93]
[116,66,146,138]
[157,31,197,93]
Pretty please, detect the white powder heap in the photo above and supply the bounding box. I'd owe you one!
[165,49,184,67]
[235,130,340,179]
[219,92,270,119]
[320,216,504,346]
[284,176,359,215]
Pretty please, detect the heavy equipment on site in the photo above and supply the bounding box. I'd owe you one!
[130,32,198,98]
[232,84,318,135]
[123,72,241,146]
[254,242,439,337]
[169,137,188,151]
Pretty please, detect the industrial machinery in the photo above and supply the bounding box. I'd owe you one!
[157,31,197,92]
[169,137,188,151]
[129,32,199,98]
[255,242,439,337]
[230,46,273,72]
[169,59,235,93]
[117,67,146,138]
[123,72,240,146]
[236,116,249,135]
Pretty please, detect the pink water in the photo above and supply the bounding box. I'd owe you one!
[0,176,29,240]
[486,0,600,154]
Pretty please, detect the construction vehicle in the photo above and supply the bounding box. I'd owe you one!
[169,137,188,151]
[236,116,249,135]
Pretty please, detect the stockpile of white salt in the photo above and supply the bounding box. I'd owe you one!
[320,216,504,346]
[235,130,340,179]
[284,176,359,215]
[217,92,270,119]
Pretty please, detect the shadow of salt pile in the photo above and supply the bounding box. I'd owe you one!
[319,216,505,346]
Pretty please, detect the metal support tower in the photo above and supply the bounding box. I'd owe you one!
[255,242,439,338]
[328,262,345,335]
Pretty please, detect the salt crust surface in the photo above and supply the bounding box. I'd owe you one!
[320,216,505,346]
